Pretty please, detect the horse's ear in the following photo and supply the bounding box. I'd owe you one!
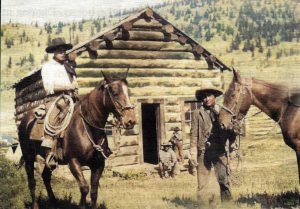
[124,68,129,79]
[97,80,105,90]
[232,67,242,83]
[101,71,111,83]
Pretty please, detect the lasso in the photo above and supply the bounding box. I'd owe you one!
[44,94,75,136]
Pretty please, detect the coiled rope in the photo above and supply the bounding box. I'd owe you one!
[44,94,75,136]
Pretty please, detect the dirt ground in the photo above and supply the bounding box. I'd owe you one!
[25,134,299,209]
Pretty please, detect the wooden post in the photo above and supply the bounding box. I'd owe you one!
[209,55,217,62]
[145,8,153,18]
[143,8,153,22]
[162,24,174,34]
[103,32,115,49]
[103,32,116,42]
[88,40,101,51]
[205,56,214,69]
[87,48,98,59]
[192,45,204,60]
[72,47,86,56]
[178,35,187,45]
[68,51,77,61]
[121,22,132,41]
[122,21,133,31]
[192,45,204,54]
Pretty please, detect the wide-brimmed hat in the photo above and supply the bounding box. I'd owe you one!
[45,37,73,53]
[195,88,223,101]
[161,142,172,147]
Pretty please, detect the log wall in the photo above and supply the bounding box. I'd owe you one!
[73,16,223,167]
[14,14,224,167]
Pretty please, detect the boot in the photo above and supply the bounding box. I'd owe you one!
[221,189,232,201]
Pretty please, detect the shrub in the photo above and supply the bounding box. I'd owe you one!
[0,157,29,209]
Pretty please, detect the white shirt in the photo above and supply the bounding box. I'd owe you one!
[41,59,78,95]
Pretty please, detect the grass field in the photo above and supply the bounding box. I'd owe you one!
[1,1,300,208]
[1,133,299,209]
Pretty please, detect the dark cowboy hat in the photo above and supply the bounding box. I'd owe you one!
[45,37,73,53]
[173,127,180,132]
[195,88,223,101]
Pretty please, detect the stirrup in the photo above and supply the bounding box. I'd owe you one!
[45,152,58,170]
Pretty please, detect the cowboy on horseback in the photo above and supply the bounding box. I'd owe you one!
[40,37,78,170]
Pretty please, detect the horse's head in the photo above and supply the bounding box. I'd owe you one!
[219,68,252,132]
[100,70,136,130]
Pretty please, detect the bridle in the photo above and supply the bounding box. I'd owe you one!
[80,81,135,131]
[220,78,253,173]
[103,82,135,120]
[79,80,135,158]
[221,78,253,135]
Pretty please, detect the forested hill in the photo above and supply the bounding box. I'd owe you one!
[1,0,300,84]
[153,0,300,53]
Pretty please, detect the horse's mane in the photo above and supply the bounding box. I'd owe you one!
[252,78,289,92]
[78,78,128,106]
[76,80,105,108]
[226,76,293,99]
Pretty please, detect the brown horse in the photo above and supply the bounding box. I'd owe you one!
[18,71,136,209]
[219,68,300,184]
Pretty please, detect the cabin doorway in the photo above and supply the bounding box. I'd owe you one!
[141,103,161,164]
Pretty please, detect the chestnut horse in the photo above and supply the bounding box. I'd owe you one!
[18,71,136,209]
[219,68,300,184]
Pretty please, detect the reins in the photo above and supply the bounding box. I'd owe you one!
[81,116,109,159]
[221,78,253,173]
[220,78,253,135]
[103,83,135,117]
[79,81,135,158]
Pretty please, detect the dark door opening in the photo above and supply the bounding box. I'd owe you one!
[141,103,160,164]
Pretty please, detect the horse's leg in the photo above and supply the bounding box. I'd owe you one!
[41,167,57,206]
[90,161,105,209]
[69,158,89,209]
[296,150,300,184]
[20,140,39,209]
[24,158,39,209]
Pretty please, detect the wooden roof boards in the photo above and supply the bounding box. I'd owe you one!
[14,7,230,89]
[68,7,230,71]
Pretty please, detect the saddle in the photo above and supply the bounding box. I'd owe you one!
[30,95,73,140]
[289,88,300,107]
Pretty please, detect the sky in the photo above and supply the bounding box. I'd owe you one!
[1,0,165,24]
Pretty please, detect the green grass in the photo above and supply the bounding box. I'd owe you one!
[1,2,300,207]
[0,134,299,209]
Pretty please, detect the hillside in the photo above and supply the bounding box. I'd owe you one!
[1,0,300,136]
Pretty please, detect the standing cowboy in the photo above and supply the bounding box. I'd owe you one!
[158,142,178,178]
[189,87,232,202]
[169,127,184,163]
[40,37,78,169]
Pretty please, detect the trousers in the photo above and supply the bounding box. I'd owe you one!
[196,144,231,202]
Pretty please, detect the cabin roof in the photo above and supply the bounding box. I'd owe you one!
[68,7,230,71]
[13,7,230,89]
